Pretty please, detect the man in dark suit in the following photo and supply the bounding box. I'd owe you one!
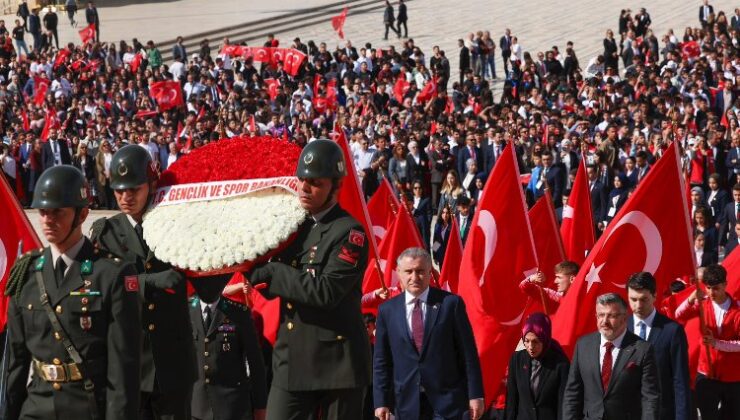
[373,247,484,420]
[537,154,565,206]
[499,28,512,76]
[188,277,267,420]
[41,129,72,172]
[406,140,430,190]
[396,0,408,38]
[719,184,740,248]
[724,222,740,256]
[699,0,714,28]
[725,137,740,184]
[483,131,504,175]
[456,196,473,246]
[458,39,470,85]
[85,1,99,41]
[586,164,607,224]
[562,293,659,420]
[626,272,691,420]
[457,135,482,180]
[411,180,432,249]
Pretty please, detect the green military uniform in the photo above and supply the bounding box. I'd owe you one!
[250,204,371,419]
[3,240,142,420]
[189,295,268,420]
[88,144,195,419]
[89,213,196,418]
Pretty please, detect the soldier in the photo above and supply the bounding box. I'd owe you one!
[88,145,195,420]
[189,276,268,420]
[3,165,141,419]
[247,139,372,419]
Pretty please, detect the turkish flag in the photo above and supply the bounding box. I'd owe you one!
[78,23,96,44]
[283,48,306,76]
[529,191,566,310]
[134,109,158,120]
[41,108,60,141]
[0,175,43,330]
[362,204,424,298]
[150,80,184,111]
[333,125,380,269]
[53,48,71,69]
[326,79,338,110]
[552,142,696,356]
[560,157,595,265]
[331,7,349,39]
[681,41,700,60]
[457,142,539,405]
[725,245,740,299]
[393,75,410,104]
[20,108,29,132]
[130,52,144,73]
[439,216,463,294]
[270,48,285,69]
[249,115,257,134]
[251,47,272,63]
[366,177,400,246]
[660,284,702,386]
[33,77,49,107]
[416,78,438,103]
[265,78,280,101]
[220,44,243,57]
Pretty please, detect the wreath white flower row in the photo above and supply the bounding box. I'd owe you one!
[142,187,307,271]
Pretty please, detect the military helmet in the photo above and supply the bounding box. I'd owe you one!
[110,144,157,190]
[32,165,89,209]
[295,139,347,179]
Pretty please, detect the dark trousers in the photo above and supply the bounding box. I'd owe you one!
[397,19,408,37]
[419,392,469,420]
[384,23,399,40]
[49,28,58,49]
[696,373,740,420]
[265,385,365,420]
[502,51,511,76]
[140,386,191,420]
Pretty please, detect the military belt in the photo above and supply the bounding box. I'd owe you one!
[32,359,83,382]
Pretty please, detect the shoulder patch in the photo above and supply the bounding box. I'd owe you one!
[337,245,360,266]
[348,229,366,247]
[124,275,139,292]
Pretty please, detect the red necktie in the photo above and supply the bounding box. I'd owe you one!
[412,299,424,352]
[601,341,614,391]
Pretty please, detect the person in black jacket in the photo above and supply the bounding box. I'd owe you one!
[42,7,58,49]
[396,0,408,38]
[458,39,470,85]
[85,1,100,42]
[505,312,570,420]
[15,0,29,31]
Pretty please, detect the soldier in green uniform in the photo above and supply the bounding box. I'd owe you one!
[189,276,268,420]
[88,145,195,420]
[3,165,141,420]
[247,139,372,420]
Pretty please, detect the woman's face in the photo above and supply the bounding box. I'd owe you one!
[446,173,456,185]
[441,207,450,222]
[709,178,718,190]
[691,191,702,204]
[614,176,622,189]
[413,183,423,197]
[695,234,705,249]
[695,212,706,226]
[475,178,484,189]
[523,332,544,359]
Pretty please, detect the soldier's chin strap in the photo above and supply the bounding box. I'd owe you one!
[59,207,84,246]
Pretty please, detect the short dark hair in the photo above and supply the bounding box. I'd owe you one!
[702,264,727,286]
[627,272,656,295]
[733,184,740,193]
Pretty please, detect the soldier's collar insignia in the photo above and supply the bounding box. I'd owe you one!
[81,260,92,275]
[35,255,45,271]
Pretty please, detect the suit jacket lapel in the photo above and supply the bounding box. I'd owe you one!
[41,248,60,304]
[590,334,605,397]
[206,300,226,337]
[190,299,206,340]
[394,296,416,353]
[420,289,441,358]
[608,333,637,393]
[115,214,146,258]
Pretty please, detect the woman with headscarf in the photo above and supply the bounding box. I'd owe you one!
[505,313,570,420]
[603,173,629,228]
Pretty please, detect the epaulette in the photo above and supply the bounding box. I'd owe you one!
[220,297,249,312]
[4,248,45,299]
[88,217,109,241]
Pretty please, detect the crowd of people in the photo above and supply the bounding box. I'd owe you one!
[1,0,740,418]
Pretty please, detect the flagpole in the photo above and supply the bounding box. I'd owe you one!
[695,283,715,378]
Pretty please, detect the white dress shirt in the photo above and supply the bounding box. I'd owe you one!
[50,236,86,277]
[712,298,732,335]
[599,328,627,370]
[633,308,657,340]
[404,288,430,335]
[199,299,218,324]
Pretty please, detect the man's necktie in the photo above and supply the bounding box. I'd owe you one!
[460,219,466,237]
[411,298,424,352]
[601,341,614,391]
[53,141,58,154]
[54,257,67,286]
[530,358,542,396]
[638,321,647,340]
[203,305,212,331]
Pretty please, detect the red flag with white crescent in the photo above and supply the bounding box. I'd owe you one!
[283,48,306,76]
[130,52,144,73]
[33,77,50,107]
[529,191,566,298]
[78,23,96,44]
[457,141,539,406]
[41,108,60,142]
[0,175,43,330]
[552,142,695,356]
[393,75,410,104]
[331,7,349,39]
[366,178,400,245]
[150,80,184,111]
[416,78,438,104]
[560,157,595,265]
[265,78,280,101]
[251,47,272,63]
